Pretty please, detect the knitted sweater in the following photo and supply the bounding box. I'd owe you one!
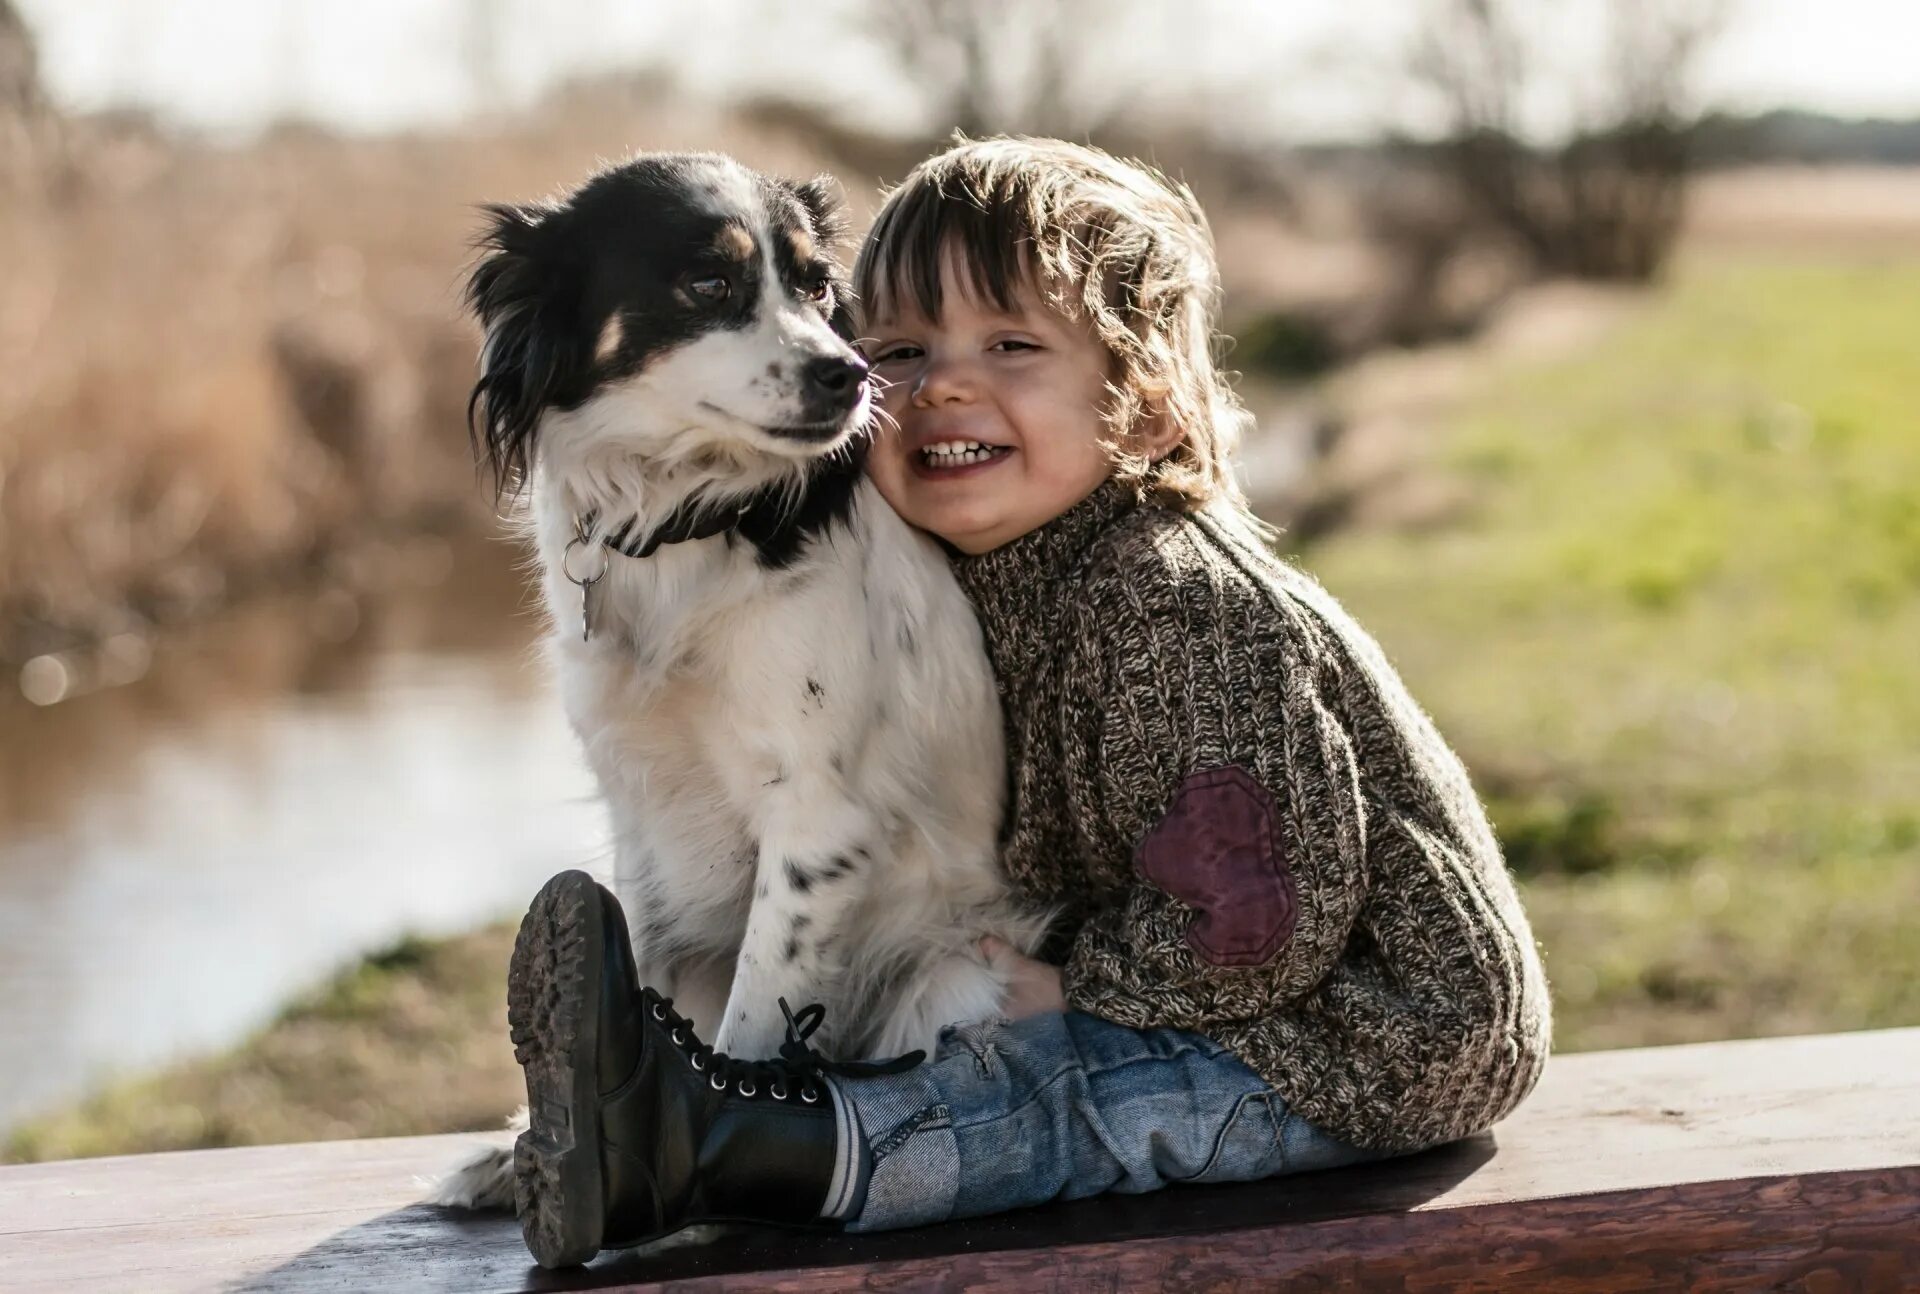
[950,477,1552,1152]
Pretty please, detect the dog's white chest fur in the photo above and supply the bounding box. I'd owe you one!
[535,476,1052,1063]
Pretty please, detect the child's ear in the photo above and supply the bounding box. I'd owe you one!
[1135,403,1185,462]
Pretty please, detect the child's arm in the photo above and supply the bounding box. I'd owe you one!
[1056,561,1370,1025]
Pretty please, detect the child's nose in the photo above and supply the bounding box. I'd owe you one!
[912,356,974,406]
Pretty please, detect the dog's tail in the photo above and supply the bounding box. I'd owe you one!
[422,1106,526,1211]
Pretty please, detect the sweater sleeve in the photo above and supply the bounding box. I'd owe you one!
[1057,535,1371,1024]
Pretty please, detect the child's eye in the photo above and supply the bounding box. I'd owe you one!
[991,339,1040,353]
[870,345,923,364]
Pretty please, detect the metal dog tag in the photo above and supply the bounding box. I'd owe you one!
[562,535,609,643]
[579,578,600,642]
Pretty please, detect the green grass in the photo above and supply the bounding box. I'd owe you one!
[1296,253,1920,1052]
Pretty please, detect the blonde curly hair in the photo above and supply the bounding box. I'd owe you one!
[853,135,1254,513]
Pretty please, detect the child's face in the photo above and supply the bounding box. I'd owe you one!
[862,253,1115,555]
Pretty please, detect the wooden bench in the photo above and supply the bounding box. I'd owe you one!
[3,1028,1916,1292]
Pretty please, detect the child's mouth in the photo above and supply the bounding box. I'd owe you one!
[913,439,1014,479]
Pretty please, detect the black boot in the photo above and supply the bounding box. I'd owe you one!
[506,869,924,1268]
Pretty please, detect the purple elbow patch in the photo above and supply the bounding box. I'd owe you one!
[1135,765,1297,967]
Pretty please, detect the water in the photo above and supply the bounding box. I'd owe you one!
[0,536,606,1133]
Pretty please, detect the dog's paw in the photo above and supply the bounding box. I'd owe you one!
[427,1142,517,1211]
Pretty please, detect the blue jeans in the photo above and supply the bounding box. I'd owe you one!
[820,1008,1384,1232]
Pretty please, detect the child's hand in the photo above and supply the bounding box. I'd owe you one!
[979,934,1067,1020]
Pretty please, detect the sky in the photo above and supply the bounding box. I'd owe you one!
[17,0,1920,144]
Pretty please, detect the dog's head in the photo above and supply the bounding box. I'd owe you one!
[465,153,869,496]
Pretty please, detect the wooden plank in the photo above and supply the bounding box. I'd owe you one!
[598,1170,1920,1292]
[1,1028,1916,1293]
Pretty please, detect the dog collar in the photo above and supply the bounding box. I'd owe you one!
[581,495,757,561]
[563,493,759,643]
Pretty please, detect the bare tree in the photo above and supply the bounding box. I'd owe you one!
[855,0,1148,139]
[1,0,57,187]
[1,0,45,120]
[1410,0,1727,281]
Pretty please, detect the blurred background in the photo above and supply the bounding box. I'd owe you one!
[2,0,1916,1161]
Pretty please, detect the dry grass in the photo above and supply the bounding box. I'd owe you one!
[0,85,850,666]
[1687,165,1920,249]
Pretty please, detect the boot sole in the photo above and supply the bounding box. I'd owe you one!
[507,869,607,1269]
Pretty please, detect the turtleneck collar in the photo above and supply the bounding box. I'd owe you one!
[947,476,1144,684]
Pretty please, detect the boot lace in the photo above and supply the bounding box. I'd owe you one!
[641,987,925,1104]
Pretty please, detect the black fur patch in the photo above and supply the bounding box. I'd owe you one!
[734,439,866,570]
[783,913,811,961]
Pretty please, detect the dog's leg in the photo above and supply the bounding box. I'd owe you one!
[650,949,733,1041]
[711,805,873,1061]
[617,872,739,1041]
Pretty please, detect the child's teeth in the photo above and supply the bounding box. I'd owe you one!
[921,440,999,466]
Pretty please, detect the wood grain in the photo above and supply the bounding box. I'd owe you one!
[1,1028,1916,1292]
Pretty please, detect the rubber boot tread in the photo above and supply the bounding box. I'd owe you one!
[506,870,607,1268]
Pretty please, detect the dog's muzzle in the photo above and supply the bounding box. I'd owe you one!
[789,354,870,437]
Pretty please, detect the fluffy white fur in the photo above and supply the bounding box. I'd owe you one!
[433,165,1053,1210]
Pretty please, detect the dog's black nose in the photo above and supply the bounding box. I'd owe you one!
[804,355,868,401]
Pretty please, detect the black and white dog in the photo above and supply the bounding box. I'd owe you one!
[433,154,1053,1209]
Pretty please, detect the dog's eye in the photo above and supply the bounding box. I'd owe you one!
[688,276,731,303]
[803,276,833,303]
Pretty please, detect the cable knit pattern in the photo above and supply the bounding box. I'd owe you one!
[950,478,1553,1152]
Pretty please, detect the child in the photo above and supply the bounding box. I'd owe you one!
[507,137,1551,1266]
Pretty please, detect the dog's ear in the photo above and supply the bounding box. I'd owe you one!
[787,175,860,344]
[827,280,859,346]
[464,201,587,499]
[790,174,850,248]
